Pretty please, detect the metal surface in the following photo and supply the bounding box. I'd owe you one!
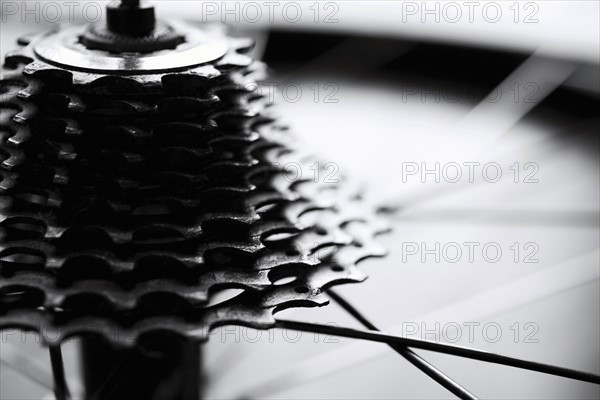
[81,334,201,400]
[0,2,390,397]
[0,9,386,351]
[48,345,70,400]
[32,23,229,73]
[105,0,157,37]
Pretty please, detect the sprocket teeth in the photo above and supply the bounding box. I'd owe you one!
[0,23,388,346]
[0,269,274,312]
[0,263,356,347]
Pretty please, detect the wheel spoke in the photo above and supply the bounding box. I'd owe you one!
[328,290,479,400]
[390,208,600,228]
[48,345,71,400]
[275,319,600,385]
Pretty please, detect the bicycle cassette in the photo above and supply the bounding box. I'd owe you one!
[0,2,388,347]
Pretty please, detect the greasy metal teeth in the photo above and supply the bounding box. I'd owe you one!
[1,25,388,346]
[0,269,273,312]
[0,262,366,347]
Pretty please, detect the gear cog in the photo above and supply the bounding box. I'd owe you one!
[1,2,387,398]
